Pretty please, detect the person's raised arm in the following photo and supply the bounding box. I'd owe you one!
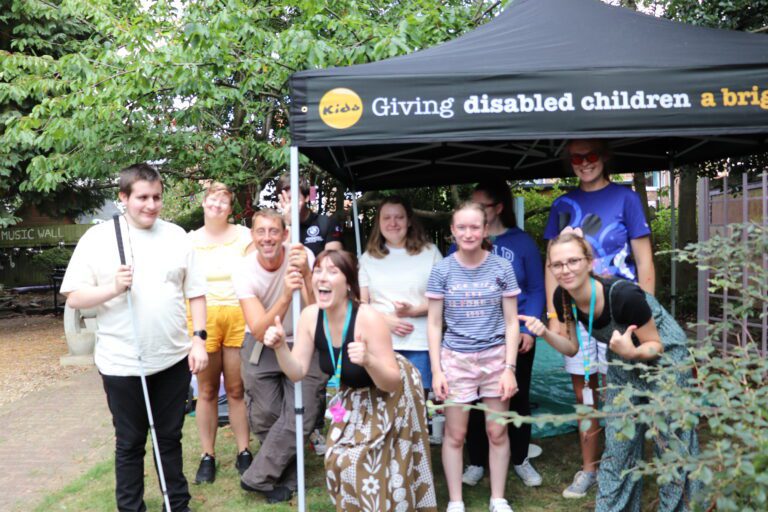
[630,236,656,296]
[264,306,318,382]
[347,305,400,393]
[239,292,291,341]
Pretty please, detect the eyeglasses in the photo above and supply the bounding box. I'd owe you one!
[548,257,586,274]
[570,152,601,166]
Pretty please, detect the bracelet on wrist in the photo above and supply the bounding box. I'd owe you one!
[504,363,517,371]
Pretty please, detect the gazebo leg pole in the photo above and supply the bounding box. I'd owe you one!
[669,163,677,318]
[290,146,306,512]
[352,193,362,257]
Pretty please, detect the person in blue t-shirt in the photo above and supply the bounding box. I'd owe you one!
[427,201,521,512]
[447,181,545,489]
[543,139,656,499]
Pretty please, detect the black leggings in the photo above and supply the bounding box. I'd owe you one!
[466,341,536,467]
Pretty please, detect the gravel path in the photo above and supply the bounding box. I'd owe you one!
[0,315,89,407]
[0,314,113,511]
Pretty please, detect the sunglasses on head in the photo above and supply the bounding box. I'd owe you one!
[570,151,601,166]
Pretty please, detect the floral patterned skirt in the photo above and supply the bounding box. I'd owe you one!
[325,354,437,512]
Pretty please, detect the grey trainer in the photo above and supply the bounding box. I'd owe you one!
[513,458,543,487]
[562,470,597,498]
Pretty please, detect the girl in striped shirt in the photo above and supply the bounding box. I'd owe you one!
[426,202,521,512]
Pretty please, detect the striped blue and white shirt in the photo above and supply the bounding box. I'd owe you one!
[426,252,520,353]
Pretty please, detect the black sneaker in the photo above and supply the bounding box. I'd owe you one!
[235,448,253,476]
[264,486,293,503]
[194,453,216,484]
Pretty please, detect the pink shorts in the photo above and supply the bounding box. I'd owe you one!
[440,345,506,403]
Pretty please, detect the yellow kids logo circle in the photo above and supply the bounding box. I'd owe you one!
[319,88,363,129]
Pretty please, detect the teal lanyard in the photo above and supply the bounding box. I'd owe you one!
[572,277,596,384]
[323,301,353,389]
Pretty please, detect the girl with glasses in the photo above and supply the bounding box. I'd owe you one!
[427,202,521,512]
[520,232,698,512]
[543,139,655,498]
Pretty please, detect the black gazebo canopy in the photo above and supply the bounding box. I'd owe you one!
[289,0,768,190]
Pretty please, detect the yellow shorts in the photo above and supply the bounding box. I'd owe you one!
[187,305,246,353]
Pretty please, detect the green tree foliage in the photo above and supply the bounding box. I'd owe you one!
[0,0,114,226]
[658,0,768,31]
[1,0,505,227]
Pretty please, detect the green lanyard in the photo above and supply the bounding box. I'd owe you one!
[323,301,353,389]
[572,277,596,385]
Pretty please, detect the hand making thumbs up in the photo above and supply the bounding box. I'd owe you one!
[263,316,286,349]
[347,331,369,367]
[609,324,638,359]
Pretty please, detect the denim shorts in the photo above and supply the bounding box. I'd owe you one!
[396,350,432,391]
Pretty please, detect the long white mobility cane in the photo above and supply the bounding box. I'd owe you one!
[113,214,174,512]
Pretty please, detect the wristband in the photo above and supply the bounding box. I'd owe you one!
[546,311,558,320]
[504,363,517,371]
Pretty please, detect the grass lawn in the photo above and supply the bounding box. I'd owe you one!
[33,413,661,511]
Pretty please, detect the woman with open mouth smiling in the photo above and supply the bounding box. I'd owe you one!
[262,250,437,511]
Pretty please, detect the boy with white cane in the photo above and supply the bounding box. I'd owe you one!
[62,163,208,512]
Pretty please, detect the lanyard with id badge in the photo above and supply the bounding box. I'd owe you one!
[572,277,597,406]
[324,301,353,423]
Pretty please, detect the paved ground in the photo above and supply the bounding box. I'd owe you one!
[0,367,114,511]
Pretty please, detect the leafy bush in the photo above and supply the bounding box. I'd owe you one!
[31,247,73,271]
[442,222,768,511]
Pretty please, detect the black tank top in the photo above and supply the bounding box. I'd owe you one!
[314,306,375,389]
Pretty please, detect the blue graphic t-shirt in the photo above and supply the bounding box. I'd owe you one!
[426,252,520,353]
[543,183,651,281]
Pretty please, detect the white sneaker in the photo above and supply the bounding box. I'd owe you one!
[308,428,326,456]
[461,464,484,486]
[489,498,513,512]
[527,443,543,459]
[562,470,597,498]
[513,458,542,487]
[446,501,465,512]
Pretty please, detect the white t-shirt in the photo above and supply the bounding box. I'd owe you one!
[61,218,207,376]
[232,243,315,342]
[359,244,442,351]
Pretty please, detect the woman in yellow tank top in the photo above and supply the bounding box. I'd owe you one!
[188,183,253,484]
